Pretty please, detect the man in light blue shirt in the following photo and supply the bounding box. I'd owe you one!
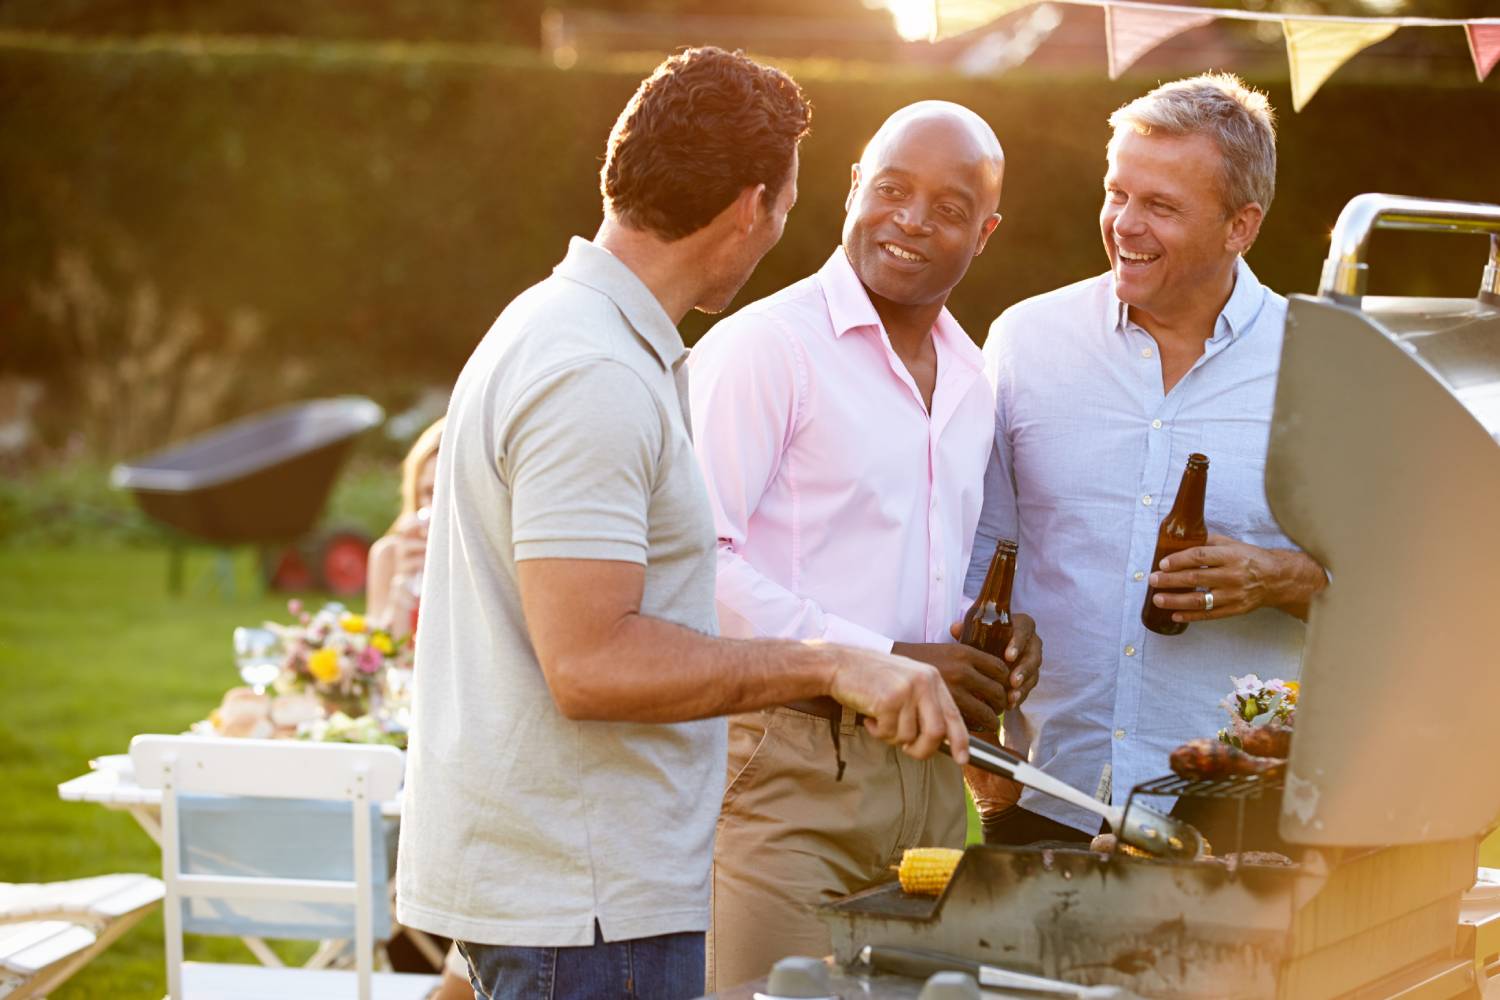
[966,73,1328,843]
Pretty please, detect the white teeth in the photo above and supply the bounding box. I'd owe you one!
[1118,247,1158,263]
[882,243,925,262]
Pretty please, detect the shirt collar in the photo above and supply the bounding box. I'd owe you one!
[553,236,686,371]
[1108,256,1268,345]
[816,246,982,372]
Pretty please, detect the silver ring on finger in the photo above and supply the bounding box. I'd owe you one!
[1203,590,1214,612]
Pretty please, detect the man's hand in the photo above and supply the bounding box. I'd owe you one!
[891,641,1008,731]
[827,648,970,764]
[910,612,1041,726]
[1149,533,1328,623]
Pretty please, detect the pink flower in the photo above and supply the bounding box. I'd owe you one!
[357,646,384,674]
[287,598,304,616]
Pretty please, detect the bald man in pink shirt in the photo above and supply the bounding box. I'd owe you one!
[689,102,1044,990]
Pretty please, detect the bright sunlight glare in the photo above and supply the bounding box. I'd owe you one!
[882,0,938,42]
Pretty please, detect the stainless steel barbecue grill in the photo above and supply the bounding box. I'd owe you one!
[707,194,1500,1000]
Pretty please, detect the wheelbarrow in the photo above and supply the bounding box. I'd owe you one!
[111,397,384,596]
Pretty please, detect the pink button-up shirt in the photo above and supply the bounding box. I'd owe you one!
[688,248,995,651]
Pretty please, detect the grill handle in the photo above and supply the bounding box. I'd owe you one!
[859,945,1126,999]
[1319,193,1500,302]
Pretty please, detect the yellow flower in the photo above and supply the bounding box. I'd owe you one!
[308,648,341,683]
[1285,681,1300,703]
[340,613,367,634]
[370,632,395,655]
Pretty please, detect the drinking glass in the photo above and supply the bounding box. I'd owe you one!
[382,665,415,730]
[233,626,281,695]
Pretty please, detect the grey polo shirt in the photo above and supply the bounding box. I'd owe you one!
[395,237,723,947]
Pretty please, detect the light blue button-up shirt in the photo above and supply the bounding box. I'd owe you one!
[966,258,1306,833]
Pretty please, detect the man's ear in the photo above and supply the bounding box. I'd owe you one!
[974,213,1002,256]
[845,162,861,213]
[1226,202,1264,255]
[733,182,767,236]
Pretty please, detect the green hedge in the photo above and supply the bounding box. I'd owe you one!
[3,32,1499,444]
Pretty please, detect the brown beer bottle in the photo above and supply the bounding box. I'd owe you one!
[962,538,1018,658]
[1141,453,1210,636]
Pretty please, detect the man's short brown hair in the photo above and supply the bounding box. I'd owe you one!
[602,47,811,241]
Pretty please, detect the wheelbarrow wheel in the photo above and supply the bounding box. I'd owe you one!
[317,528,371,598]
[262,544,316,593]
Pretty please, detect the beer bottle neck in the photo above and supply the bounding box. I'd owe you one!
[976,541,1017,607]
[1168,461,1209,522]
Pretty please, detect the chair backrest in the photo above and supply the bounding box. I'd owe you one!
[130,734,404,800]
[130,735,404,1000]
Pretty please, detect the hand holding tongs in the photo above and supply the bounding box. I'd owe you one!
[945,734,1207,860]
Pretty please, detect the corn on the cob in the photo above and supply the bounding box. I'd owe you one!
[897,847,964,896]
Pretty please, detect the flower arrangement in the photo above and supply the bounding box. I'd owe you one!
[297,711,406,748]
[1217,673,1298,748]
[206,600,413,746]
[269,599,411,717]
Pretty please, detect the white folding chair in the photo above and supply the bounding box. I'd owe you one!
[0,873,163,999]
[130,735,438,1000]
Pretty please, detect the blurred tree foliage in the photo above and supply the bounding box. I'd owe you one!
[0,0,896,46]
[1,35,1497,455]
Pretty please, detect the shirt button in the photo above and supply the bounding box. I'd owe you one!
[1151,419,1163,430]
[1142,494,1153,506]
[1124,645,1136,657]
[1133,571,1144,581]
[1141,347,1153,359]
[1114,728,1127,740]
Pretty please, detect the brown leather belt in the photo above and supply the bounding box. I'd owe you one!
[783,696,866,726]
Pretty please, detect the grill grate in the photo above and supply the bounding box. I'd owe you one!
[1131,770,1286,801]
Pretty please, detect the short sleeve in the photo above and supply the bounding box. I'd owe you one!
[502,359,664,564]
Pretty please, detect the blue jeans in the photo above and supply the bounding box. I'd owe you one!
[458,922,705,1000]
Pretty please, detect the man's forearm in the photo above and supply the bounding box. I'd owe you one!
[548,612,843,723]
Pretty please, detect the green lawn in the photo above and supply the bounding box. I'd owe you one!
[4,543,1498,997]
[0,545,316,996]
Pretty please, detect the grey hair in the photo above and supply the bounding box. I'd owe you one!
[1108,72,1277,217]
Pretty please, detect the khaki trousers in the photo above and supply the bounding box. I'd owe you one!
[707,706,967,992]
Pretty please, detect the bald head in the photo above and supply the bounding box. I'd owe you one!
[860,101,1005,213]
[842,101,1005,313]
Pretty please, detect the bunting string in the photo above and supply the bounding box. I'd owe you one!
[920,0,1500,108]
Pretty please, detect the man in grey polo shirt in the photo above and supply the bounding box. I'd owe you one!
[395,47,969,1000]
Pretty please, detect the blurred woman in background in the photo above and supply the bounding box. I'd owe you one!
[366,417,443,637]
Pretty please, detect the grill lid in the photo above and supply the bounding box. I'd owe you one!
[1267,194,1500,845]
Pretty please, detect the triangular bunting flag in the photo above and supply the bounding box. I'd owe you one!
[1466,22,1500,82]
[1283,19,1398,112]
[1106,5,1216,80]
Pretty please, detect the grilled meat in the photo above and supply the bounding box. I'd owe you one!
[1170,738,1285,780]
[1239,723,1293,759]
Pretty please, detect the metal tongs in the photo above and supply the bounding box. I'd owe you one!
[946,735,1207,860]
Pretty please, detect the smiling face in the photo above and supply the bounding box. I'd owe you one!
[1101,128,1257,331]
[841,113,1002,310]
